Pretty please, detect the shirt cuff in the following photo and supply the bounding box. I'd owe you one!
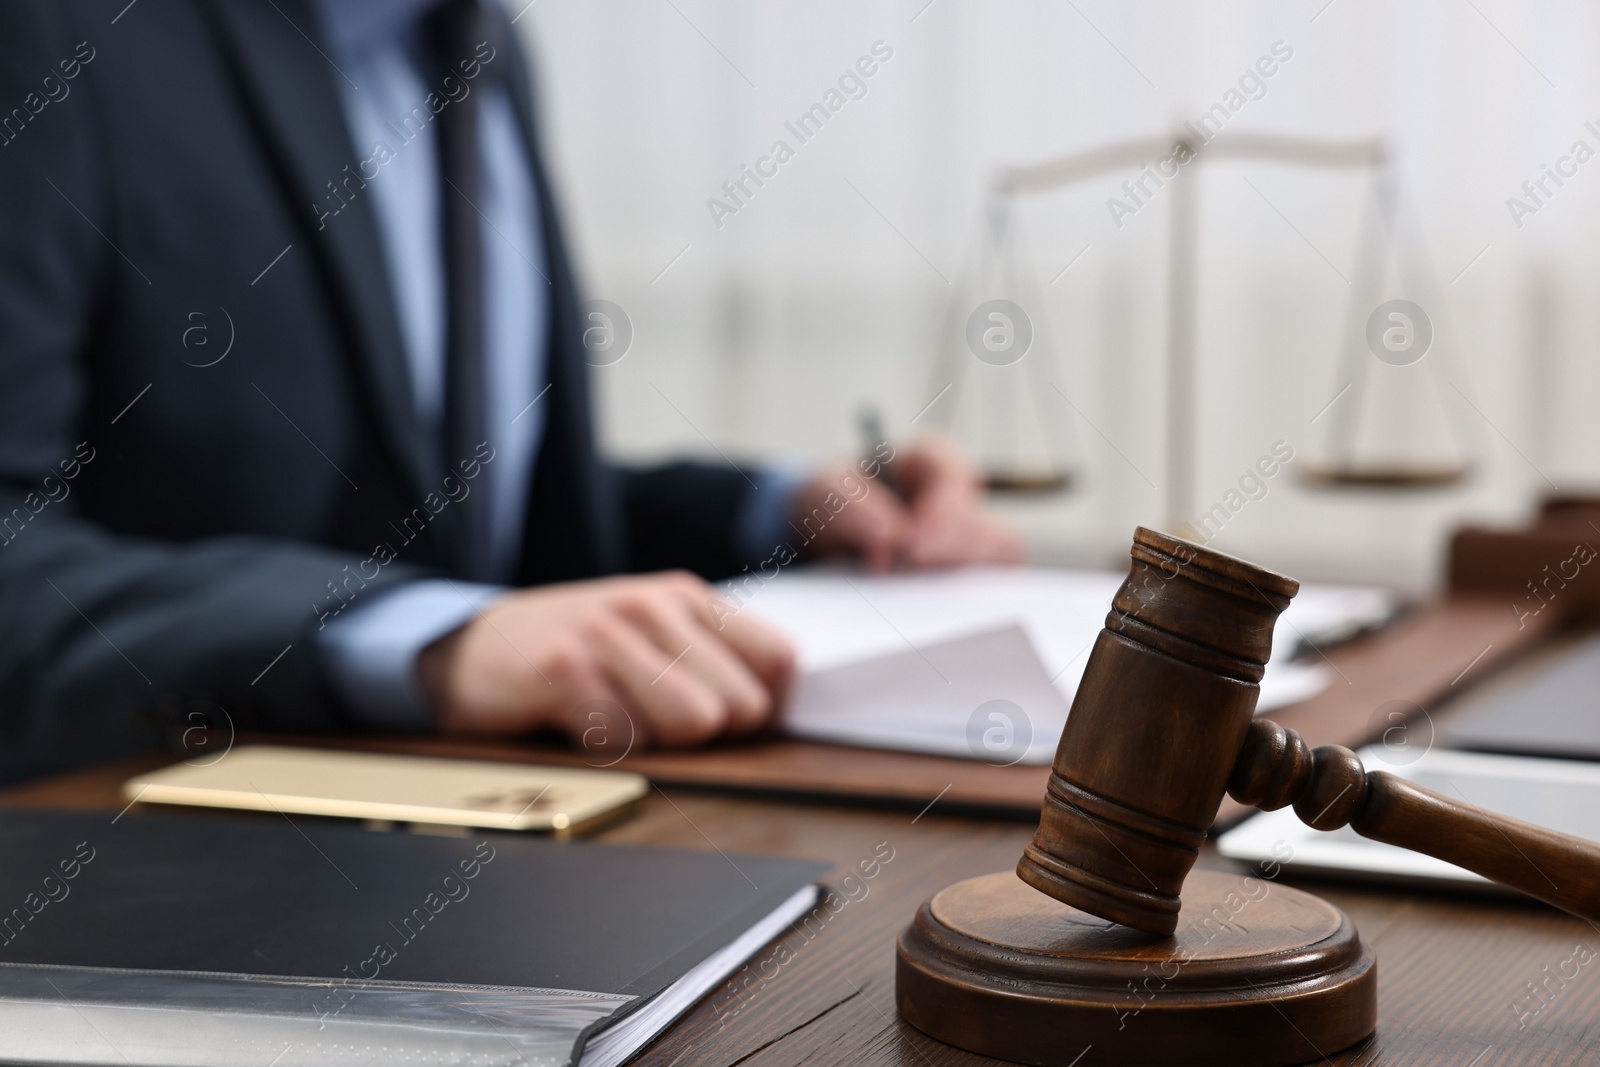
[735,464,809,565]
[315,579,506,730]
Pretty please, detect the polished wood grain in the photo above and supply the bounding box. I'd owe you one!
[6,756,1600,1065]
[898,869,1375,1066]
[1020,527,1299,935]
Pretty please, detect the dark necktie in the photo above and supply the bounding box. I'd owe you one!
[428,0,499,580]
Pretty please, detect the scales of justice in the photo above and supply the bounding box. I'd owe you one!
[923,127,1479,527]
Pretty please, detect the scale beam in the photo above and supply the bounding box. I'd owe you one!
[986,129,1411,528]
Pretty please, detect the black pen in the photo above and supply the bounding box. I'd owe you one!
[858,405,901,497]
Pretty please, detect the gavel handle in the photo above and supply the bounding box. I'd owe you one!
[1229,719,1600,923]
[1356,772,1600,919]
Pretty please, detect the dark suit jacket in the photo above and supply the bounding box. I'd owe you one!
[0,0,754,783]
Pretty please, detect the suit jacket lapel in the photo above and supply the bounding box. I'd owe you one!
[196,0,436,502]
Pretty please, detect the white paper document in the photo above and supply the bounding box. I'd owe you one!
[726,566,1394,765]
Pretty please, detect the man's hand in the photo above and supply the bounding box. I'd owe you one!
[795,435,1024,571]
[418,572,795,747]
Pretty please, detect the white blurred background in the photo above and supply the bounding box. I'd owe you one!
[513,0,1600,594]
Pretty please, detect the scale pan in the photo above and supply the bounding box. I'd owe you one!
[983,468,1074,494]
[1299,458,1472,489]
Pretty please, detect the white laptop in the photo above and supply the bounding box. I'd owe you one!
[1216,745,1600,896]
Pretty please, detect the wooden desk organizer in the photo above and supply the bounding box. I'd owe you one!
[897,527,1600,1067]
[1450,494,1600,626]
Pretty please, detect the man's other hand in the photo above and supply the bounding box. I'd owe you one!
[795,435,1024,571]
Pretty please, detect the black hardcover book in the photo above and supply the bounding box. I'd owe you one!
[0,810,826,1066]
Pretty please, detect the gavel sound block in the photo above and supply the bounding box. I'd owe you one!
[896,527,1600,1067]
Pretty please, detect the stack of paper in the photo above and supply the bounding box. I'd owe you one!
[726,567,1394,766]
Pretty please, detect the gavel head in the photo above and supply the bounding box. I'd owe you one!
[1017,526,1298,935]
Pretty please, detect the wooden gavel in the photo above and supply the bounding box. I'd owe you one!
[1019,525,1600,936]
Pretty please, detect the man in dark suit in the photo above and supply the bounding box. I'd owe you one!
[0,0,1020,784]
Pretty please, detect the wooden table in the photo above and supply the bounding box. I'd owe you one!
[5,753,1599,1066]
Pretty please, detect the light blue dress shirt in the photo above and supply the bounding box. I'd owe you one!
[310,0,803,729]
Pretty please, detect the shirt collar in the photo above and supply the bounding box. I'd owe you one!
[312,0,440,60]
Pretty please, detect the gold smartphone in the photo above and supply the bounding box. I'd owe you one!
[123,745,648,835]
